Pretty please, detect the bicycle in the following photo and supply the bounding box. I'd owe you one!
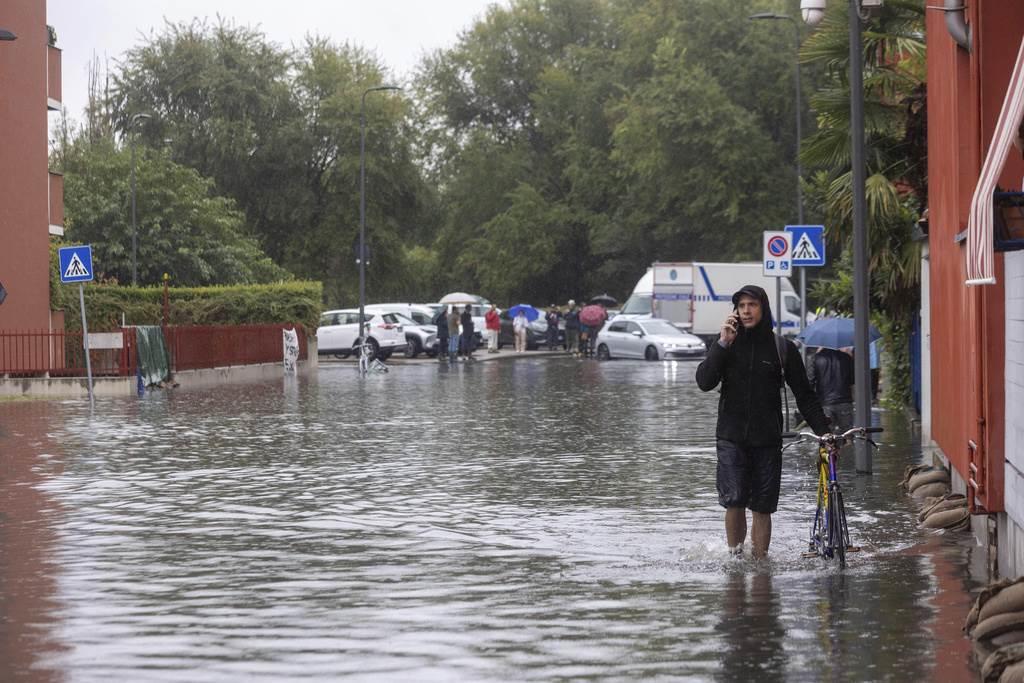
[783,426,884,568]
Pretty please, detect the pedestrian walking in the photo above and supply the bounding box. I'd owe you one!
[807,346,855,431]
[695,285,830,560]
[447,306,461,361]
[545,306,560,350]
[564,300,580,355]
[485,304,500,353]
[461,304,476,359]
[513,308,529,352]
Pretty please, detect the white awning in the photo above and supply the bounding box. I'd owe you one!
[966,35,1024,286]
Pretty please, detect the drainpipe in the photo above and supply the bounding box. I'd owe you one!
[944,0,971,52]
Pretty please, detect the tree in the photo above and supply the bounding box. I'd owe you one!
[61,137,291,286]
[799,0,926,406]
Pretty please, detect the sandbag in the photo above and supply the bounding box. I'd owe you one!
[921,507,969,530]
[1000,661,1024,683]
[912,481,950,499]
[982,584,1024,624]
[982,642,1024,682]
[975,611,1024,642]
[968,579,1018,635]
[900,463,935,491]
[918,494,967,522]
[908,469,951,492]
[992,632,1024,648]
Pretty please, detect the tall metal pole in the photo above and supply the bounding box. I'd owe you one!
[358,86,401,374]
[793,19,807,334]
[128,113,150,287]
[849,1,872,472]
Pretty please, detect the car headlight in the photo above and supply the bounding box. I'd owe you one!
[663,342,680,349]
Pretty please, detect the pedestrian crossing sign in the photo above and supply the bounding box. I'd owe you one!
[58,245,94,283]
[786,225,826,267]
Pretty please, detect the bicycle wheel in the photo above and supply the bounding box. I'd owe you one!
[828,483,847,568]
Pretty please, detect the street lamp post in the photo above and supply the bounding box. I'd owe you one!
[801,0,873,471]
[358,85,402,372]
[128,112,151,287]
[749,13,806,334]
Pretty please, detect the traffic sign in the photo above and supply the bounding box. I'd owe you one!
[763,231,791,277]
[786,225,826,266]
[59,245,94,283]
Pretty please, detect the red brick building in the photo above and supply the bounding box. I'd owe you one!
[0,0,62,332]
[924,2,1024,576]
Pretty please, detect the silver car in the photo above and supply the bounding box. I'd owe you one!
[596,318,706,361]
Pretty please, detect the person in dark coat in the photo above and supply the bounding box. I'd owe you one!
[807,347,854,430]
[433,307,449,361]
[460,304,476,359]
[695,284,830,559]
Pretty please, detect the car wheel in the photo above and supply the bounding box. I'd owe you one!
[405,338,422,358]
[597,344,611,360]
[644,345,659,361]
[353,338,379,361]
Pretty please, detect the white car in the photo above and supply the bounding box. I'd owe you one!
[317,309,407,360]
[596,318,706,361]
[365,305,439,357]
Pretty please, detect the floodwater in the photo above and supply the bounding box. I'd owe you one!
[1,358,986,681]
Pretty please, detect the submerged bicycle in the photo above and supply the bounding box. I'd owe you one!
[783,426,884,568]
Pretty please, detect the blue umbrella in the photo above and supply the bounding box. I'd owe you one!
[798,317,881,350]
[508,304,540,322]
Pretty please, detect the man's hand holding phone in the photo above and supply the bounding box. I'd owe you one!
[719,311,740,346]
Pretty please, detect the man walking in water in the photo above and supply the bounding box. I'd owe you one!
[695,285,830,559]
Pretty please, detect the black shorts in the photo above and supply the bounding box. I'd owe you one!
[716,439,783,513]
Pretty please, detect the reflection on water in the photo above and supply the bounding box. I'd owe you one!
[0,359,984,680]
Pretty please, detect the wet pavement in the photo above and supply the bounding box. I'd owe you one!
[0,357,987,681]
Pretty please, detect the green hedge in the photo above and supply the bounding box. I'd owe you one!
[51,247,322,333]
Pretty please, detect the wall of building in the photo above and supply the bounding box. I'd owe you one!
[1005,252,1024,576]
[0,0,53,331]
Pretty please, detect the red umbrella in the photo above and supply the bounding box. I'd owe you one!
[579,304,607,327]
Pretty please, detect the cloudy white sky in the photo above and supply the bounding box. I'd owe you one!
[49,0,499,122]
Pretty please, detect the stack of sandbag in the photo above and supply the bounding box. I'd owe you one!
[899,463,951,499]
[965,578,1024,681]
[917,493,970,531]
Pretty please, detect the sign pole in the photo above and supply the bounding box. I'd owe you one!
[79,283,94,407]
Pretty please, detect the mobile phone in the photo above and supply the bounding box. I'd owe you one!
[730,308,739,331]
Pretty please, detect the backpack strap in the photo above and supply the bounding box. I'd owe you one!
[774,333,791,432]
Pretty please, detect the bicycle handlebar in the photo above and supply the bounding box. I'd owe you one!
[782,426,884,444]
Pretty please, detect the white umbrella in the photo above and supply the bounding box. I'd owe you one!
[439,292,477,304]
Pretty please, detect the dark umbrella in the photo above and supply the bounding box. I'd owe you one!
[797,317,881,350]
[589,293,618,307]
[579,304,608,327]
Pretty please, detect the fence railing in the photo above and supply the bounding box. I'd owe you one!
[0,329,136,377]
[0,324,306,377]
[164,324,307,371]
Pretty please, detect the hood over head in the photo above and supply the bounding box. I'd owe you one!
[731,284,774,335]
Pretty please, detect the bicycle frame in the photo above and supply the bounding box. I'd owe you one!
[784,426,882,568]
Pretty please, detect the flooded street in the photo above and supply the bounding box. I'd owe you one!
[1,358,986,681]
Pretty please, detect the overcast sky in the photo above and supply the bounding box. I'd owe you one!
[49,0,499,123]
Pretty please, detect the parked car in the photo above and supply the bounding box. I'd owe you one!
[317,309,407,360]
[365,305,439,357]
[595,318,706,361]
[497,309,564,350]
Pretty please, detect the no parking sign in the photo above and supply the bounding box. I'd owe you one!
[762,231,792,277]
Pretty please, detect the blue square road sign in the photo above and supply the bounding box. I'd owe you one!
[58,245,94,283]
[786,225,826,267]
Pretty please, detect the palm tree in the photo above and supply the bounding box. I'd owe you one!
[799,0,925,406]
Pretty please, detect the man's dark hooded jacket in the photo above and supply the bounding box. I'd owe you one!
[695,285,829,447]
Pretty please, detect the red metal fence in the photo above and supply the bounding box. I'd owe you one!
[164,324,307,371]
[0,324,306,377]
[0,329,136,377]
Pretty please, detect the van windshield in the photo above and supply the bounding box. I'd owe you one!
[621,294,653,315]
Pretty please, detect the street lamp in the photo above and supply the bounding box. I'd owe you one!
[801,0,874,472]
[358,85,402,372]
[749,12,807,337]
[128,112,151,287]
